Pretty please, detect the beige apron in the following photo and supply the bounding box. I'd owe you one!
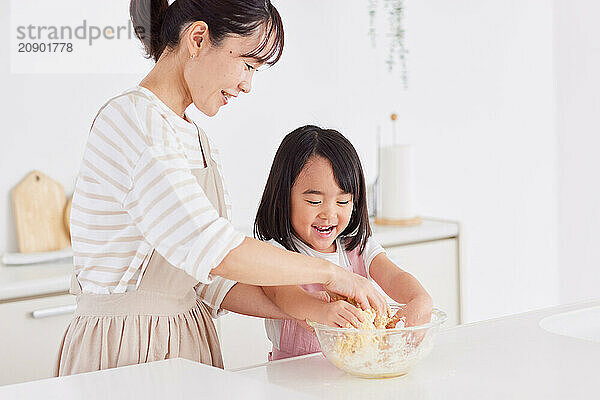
[57,130,229,376]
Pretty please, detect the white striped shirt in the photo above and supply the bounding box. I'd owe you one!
[71,85,244,317]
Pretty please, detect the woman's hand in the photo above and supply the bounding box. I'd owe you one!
[306,290,331,303]
[294,291,331,333]
[297,290,366,331]
[324,267,387,315]
[313,300,366,328]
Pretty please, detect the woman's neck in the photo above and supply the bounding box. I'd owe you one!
[139,52,191,119]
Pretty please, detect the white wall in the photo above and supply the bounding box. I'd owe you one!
[1,1,562,323]
[0,0,147,254]
[393,0,559,321]
[554,0,600,304]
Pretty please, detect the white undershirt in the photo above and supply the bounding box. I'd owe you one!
[289,235,385,279]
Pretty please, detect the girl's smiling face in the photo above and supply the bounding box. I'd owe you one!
[290,156,354,253]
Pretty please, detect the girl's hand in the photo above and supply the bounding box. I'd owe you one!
[405,295,433,327]
[387,296,433,345]
[387,295,433,328]
[324,267,387,315]
[314,300,366,328]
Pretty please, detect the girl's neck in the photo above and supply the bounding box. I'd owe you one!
[292,234,338,254]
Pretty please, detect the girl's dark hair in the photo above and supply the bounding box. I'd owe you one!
[254,125,372,254]
[130,0,284,64]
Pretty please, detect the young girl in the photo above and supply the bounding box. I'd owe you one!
[254,125,434,361]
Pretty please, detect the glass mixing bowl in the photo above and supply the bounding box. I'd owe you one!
[308,305,447,378]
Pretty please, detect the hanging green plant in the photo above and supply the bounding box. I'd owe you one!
[368,0,408,89]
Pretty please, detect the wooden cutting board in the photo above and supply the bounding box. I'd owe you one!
[64,196,72,238]
[12,171,71,253]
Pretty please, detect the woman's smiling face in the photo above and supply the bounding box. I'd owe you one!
[182,22,265,116]
[290,156,354,253]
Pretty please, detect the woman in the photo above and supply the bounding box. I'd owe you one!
[57,0,386,376]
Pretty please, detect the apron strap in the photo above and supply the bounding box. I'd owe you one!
[345,245,368,277]
[197,128,215,168]
[70,273,83,295]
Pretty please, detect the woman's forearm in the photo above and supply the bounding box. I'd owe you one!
[262,285,325,322]
[211,237,336,286]
[212,237,390,315]
[220,283,290,319]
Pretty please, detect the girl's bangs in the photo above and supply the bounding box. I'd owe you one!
[332,167,358,197]
[320,141,361,199]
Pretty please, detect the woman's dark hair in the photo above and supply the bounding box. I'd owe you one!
[130,0,284,64]
[254,125,372,254]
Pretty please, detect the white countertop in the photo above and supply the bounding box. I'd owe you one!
[370,217,458,247]
[0,261,72,301]
[0,358,312,400]
[0,218,458,301]
[2,299,597,399]
[236,299,600,400]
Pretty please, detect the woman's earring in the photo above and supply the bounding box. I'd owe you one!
[190,37,203,59]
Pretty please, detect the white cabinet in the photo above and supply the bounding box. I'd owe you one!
[215,313,272,370]
[0,294,76,385]
[384,238,461,327]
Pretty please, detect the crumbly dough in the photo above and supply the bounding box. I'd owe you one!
[322,295,432,377]
[328,294,404,329]
[328,295,407,358]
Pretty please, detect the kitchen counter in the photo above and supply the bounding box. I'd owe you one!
[1,299,597,399]
[0,218,458,301]
[0,358,312,400]
[236,299,600,399]
[0,261,72,301]
[370,217,458,247]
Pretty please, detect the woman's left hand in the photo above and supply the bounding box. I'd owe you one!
[296,290,332,333]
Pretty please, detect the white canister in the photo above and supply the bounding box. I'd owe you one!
[377,144,417,221]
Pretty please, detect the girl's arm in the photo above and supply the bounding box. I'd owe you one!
[262,285,365,328]
[211,237,387,315]
[369,253,433,327]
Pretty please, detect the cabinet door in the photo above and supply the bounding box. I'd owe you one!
[215,313,272,370]
[0,294,76,385]
[384,239,460,327]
